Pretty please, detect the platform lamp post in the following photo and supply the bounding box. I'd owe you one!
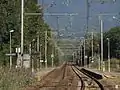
[107,38,110,72]
[10,30,14,69]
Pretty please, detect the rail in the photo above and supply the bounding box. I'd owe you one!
[75,66,104,90]
[71,65,85,90]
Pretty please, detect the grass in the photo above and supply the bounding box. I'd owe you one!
[90,58,120,72]
[0,67,36,90]
[104,58,120,72]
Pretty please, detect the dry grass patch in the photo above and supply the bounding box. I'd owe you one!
[0,67,36,90]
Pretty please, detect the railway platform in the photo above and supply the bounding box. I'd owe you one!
[83,68,120,79]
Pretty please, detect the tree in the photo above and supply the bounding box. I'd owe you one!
[103,26,120,58]
[0,0,21,66]
[85,32,100,57]
[0,0,55,66]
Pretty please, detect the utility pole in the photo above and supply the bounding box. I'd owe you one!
[56,16,60,64]
[45,31,47,68]
[40,44,42,69]
[51,46,54,67]
[51,32,54,67]
[78,46,80,66]
[99,15,104,71]
[91,32,94,67]
[86,0,89,33]
[97,13,118,70]
[84,39,85,67]
[80,45,83,66]
[10,32,12,69]
[42,0,44,7]
[56,16,60,38]
[37,34,40,71]
[107,38,110,72]
[97,44,101,70]
[29,43,32,72]
[31,39,35,72]
[80,37,85,66]
[21,0,24,67]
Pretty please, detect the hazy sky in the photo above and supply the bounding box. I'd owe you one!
[38,0,120,36]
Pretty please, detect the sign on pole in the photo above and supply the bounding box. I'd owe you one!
[40,60,44,62]
[51,54,54,58]
[23,54,30,60]
[5,53,16,56]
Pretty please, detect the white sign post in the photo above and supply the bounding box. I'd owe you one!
[51,54,54,67]
[23,54,30,68]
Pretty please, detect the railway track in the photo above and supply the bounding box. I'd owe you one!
[53,63,79,90]
[39,63,67,89]
[26,62,105,90]
[71,65,85,90]
[71,65,104,90]
[25,63,67,90]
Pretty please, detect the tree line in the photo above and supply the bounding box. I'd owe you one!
[85,26,120,60]
[0,0,59,67]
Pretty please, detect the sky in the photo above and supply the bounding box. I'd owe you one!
[38,0,120,37]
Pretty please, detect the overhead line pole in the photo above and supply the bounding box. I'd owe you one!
[99,15,104,71]
[97,13,117,71]
[51,32,54,67]
[42,0,44,7]
[25,13,78,15]
[81,45,83,66]
[10,32,12,69]
[107,38,110,72]
[86,0,89,34]
[57,16,60,38]
[91,32,94,67]
[45,31,47,68]
[21,0,24,67]
[84,39,86,67]
[37,34,40,71]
